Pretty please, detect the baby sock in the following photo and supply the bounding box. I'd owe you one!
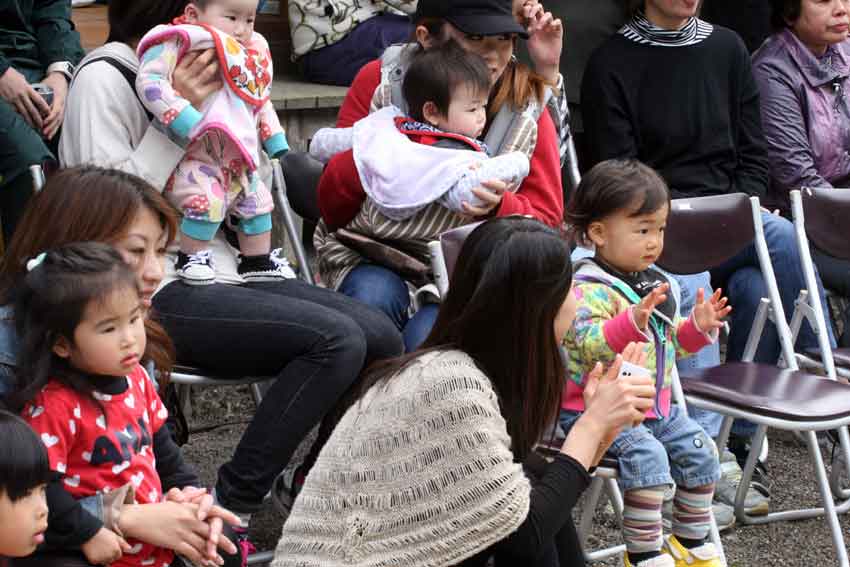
[623,485,666,559]
[672,483,715,545]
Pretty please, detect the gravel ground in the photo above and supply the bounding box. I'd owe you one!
[180,385,850,567]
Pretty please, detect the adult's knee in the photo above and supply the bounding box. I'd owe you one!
[339,264,410,328]
[761,213,799,265]
[612,429,671,489]
[321,313,369,373]
[670,270,712,313]
[726,266,766,309]
[0,101,52,169]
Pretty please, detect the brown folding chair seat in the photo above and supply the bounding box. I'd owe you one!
[656,193,850,567]
[682,362,850,423]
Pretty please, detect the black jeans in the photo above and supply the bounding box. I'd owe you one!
[152,279,403,513]
[812,246,850,347]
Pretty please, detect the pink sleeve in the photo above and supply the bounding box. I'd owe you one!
[258,100,284,138]
[677,314,717,353]
[602,307,652,353]
[136,37,196,132]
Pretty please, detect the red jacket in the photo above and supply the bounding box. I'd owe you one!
[319,60,564,231]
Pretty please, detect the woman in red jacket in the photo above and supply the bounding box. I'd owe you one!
[316,0,566,351]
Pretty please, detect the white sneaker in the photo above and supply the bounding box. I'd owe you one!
[713,450,769,515]
[175,250,216,285]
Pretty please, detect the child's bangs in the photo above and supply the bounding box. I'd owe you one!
[76,265,140,313]
[630,179,671,217]
[0,412,53,501]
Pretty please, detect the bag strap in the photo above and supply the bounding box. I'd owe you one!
[76,55,155,122]
[382,43,412,115]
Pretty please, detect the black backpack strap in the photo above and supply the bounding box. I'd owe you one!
[76,55,155,122]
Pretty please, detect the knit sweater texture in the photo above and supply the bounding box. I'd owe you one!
[581,25,769,199]
[272,349,532,567]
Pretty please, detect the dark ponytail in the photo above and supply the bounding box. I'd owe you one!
[6,243,140,412]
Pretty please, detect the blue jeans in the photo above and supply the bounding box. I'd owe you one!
[299,14,412,86]
[665,271,725,439]
[339,264,439,352]
[560,405,720,490]
[711,212,835,364]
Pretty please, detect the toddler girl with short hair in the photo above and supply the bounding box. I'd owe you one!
[561,158,728,567]
[0,410,51,565]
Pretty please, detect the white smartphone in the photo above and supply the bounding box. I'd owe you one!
[617,360,652,381]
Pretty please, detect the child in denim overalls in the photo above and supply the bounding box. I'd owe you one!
[560,159,728,567]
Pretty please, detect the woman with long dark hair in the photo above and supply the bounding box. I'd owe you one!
[273,217,656,566]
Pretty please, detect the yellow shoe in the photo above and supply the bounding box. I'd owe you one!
[664,535,722,566]
[624,552,676,567]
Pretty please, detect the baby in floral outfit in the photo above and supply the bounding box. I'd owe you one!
[136,0,291,284]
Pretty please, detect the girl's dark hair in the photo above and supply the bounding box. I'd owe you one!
[353,217,573,461]
[107,0,189,44]
[0,166,177,380]
[7,243,141,412]
[403,41,491,124]
[0,410,52,501]
[566,158,670,247]
[768,0,802,31]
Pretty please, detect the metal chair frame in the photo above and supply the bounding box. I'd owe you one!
[657,195,850,567]
[788,188,850,380]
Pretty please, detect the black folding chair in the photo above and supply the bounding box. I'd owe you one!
[656,193,850,567]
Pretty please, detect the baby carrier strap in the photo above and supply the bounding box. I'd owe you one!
[380,43,553,156]
[381,43,414,116]
[76,56,155,123]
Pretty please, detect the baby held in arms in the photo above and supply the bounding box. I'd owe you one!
[309,41,530,221]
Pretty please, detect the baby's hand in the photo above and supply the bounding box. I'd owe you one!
[632,283,669,331]
[692,288,732,332]
[81,527,132,565]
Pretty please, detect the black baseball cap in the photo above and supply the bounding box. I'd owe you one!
[413,0,529,39]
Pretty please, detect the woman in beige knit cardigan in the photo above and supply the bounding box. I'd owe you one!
[272,216,656,567]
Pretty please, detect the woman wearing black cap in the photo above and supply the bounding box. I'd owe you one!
[313,0,567,352]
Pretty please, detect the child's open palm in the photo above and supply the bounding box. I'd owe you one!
[633,283,669,331]
[692,288,732,332]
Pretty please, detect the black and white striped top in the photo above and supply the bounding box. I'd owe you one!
[619,11,713,47]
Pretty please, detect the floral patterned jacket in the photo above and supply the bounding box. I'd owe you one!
[561,259,715,419]
[287,0,418,58]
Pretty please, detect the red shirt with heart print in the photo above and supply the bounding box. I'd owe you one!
[23,364,171,567]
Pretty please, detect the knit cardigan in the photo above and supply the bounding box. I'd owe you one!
[272,349,531,567]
